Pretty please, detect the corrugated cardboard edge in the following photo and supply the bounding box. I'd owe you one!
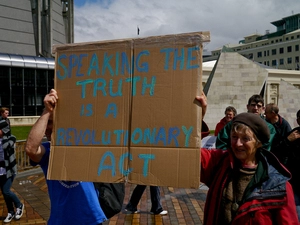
[52,31,210,54]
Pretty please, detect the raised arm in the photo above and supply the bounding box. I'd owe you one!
[25,89,58,163]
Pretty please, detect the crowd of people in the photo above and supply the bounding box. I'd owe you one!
[1,89,300,224]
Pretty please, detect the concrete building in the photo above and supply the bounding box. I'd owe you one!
[0,0,73,120]
[204,13,300,71]
[202,51,300,130]
[0,0,73,57]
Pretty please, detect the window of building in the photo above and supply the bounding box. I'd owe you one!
[286,37,289,41]
[291,36,294,40]
[24,69,36,116]
[296,56,299,63]
[276,39,278,43]
[279,47,284,54]
[0,65,54,116]
[287,57,292,64]
[296,45,299,51]
[272,60,277,66]
[11,68,24,116]
[257,52,262,58]
[287,46,292,52]
[271,40,274,43]
[272,49,276,55]
[267,61,269,66]
[0,67,10,107]
[279,39,282,42]
[279,58,284,65]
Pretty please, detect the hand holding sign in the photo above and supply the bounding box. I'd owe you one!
[44,89,58,112]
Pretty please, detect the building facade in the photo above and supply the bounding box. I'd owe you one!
[202,52,300,130]
[0,0,73,118]
[205,13,300,71]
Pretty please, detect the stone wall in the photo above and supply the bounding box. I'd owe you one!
[10,116,39,126]
[278,80,300,128]
[205,52,268,130]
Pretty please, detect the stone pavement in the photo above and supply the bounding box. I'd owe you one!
[0,167,207,224]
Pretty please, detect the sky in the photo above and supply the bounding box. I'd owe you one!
[73,0,299,52]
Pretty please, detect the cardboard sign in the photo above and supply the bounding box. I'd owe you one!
[49,31,210,188]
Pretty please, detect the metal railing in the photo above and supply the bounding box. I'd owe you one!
[15,140,36,171]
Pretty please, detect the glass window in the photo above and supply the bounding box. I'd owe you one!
[36,70,48,115]
[272,49,276,55]
[287,57,292,64]
[257,52,262,58]
[36,69,54,115]
[24,69,36,116]
[287,46,292,52]
[272,60,277,66]
[0,66,10,107]
[48,70,54,90]
[296,45,299,51]
[0,60,54,116]
[279,48,284,54]
[11,68,23,116]
[279,59,284,65]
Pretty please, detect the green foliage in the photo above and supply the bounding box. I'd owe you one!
[11,126,32,141]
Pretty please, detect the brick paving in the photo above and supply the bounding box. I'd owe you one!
[0,167,207,224]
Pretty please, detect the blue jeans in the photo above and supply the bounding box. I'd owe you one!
[294,192,300,221]
[0,174,22,214]
[125,185,163,214]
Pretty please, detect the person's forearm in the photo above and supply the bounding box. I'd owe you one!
[25,109,50,161]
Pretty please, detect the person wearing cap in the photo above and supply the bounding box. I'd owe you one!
[216,94,276,151]
[196,93,298,225]
[0,120,24,222]
[25,89,107,225]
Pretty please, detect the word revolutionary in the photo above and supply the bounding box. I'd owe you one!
[56,126,194,147]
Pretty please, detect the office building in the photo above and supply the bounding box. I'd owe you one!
[205,13,300,70]
[0,0,73,117]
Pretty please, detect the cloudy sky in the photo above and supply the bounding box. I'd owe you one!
[73,0,298,52]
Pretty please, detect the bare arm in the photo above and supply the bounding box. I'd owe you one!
[25,89,58,163]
